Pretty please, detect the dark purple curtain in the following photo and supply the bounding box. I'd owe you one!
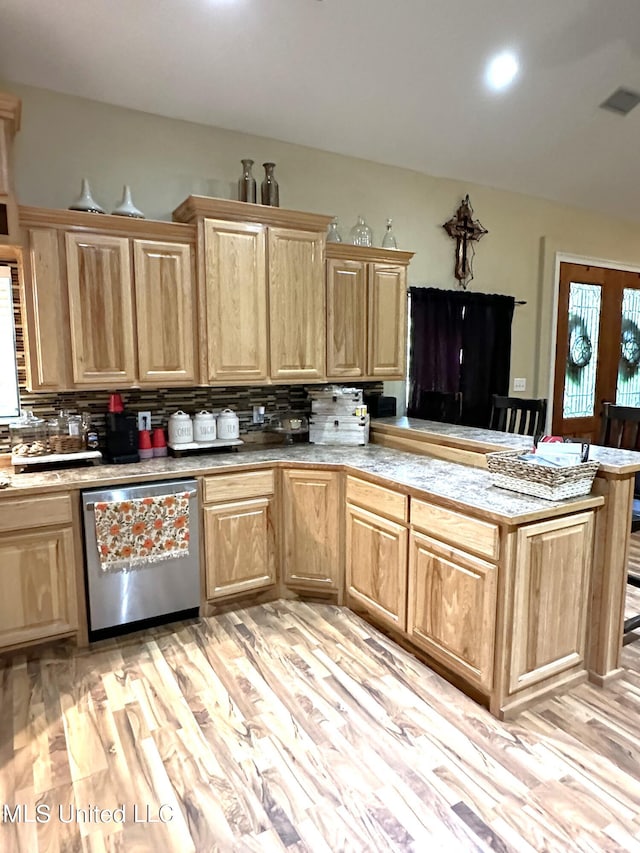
[407,287,464,415]
[459,292,515,427]
[408,287,515,427]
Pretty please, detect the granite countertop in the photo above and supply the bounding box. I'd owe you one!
[373,417,640,474]
[0,442,603,525]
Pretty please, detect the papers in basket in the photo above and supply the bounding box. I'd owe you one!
[520,441,587,467]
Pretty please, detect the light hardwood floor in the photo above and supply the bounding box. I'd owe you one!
[1,596,640,853]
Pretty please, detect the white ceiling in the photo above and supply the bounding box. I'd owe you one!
[2,0,640,223]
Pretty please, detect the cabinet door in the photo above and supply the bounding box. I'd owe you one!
[134,240,197,385]
[204,498,276,600]
[203,219,269,382]
[0,527,78,649]
[65,232,136,386]
[282,469,340,590]
[509,512,593,695]
[268,228,325,381]
[22,228,73,390]
[346,503,408,632]
[368,263,407,378]
[326,259,367,378]
[408,530,496,690]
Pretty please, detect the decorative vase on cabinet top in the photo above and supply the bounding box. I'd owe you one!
[238,159,257,203]
[381,218,398,249]
[326,217,343,243]
[350,216,373,247]
[69,178,105,214]
[112,185,145,218]
[261,162,279,207]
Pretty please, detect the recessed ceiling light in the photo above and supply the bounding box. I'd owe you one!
[485,51,519,92]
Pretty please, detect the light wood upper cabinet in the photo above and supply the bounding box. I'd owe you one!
[268,227,326,381]
[282,468,341,590]
[134,239,196,385]
[346,503,408,631]
[22,227,73,390]
[174,198,335,386]
[326,259,367,378]
[508,512,594,695]
[325,245,413,381]
[19,207,197,390]
[202,219,268,382]
[368,263,407,377]
[204,498,276,600]
[408,530,497,690]
[65,232,136,386]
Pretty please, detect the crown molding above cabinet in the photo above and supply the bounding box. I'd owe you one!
[172,195,334,232]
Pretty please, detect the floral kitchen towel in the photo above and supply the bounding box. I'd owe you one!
[94,492,191,572]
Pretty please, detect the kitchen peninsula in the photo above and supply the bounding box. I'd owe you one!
[2,428,629,720]
[371,416,640,689]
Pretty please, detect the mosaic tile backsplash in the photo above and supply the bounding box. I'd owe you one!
[2,262,382,453]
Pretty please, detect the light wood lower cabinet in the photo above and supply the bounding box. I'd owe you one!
[507,512,594,696]
[0,494,78,650]
[407,531,497,690]
[281,469,341,591]
[346,503,408,631]
[202,470,276,601]
[204,498,276,600]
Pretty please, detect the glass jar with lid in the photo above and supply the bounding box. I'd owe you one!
[49,410,85,454]
[9,409,48,457]
[349,215,373,247]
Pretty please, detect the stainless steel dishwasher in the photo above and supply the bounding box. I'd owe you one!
[82,478,200,633]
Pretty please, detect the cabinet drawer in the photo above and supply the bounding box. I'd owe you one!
[0,493,73,534]
[411,499,499,561]
[346,476,407,522]
[202,470,275,503]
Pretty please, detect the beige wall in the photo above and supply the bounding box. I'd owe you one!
[5,81,640,411]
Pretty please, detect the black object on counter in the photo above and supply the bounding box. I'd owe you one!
[104,412,139,464]
[364,393,397,418]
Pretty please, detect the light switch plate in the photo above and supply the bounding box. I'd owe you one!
[513,378,526,392]
[137,411,152,431]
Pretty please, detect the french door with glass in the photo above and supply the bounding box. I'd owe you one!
[552,262,640,442]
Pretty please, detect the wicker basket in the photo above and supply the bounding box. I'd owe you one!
[486,450,599,501]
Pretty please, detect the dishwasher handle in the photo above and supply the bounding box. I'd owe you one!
[85,489,198,511]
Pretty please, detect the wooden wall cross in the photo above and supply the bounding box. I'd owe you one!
[442,195,488,288]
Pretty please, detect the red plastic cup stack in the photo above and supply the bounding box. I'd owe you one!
[152,427,168,457]
[107,393,124,413]
[138,429,153,460]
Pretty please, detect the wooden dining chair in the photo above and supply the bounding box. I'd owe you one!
[415,390,463,424]
[489,395,548,437]
[600,402,640,450]
[599,402,640,635]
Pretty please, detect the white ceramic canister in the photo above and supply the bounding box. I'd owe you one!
[168,410,193,445]
[194,410,217,443]
[217,408,240,440]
